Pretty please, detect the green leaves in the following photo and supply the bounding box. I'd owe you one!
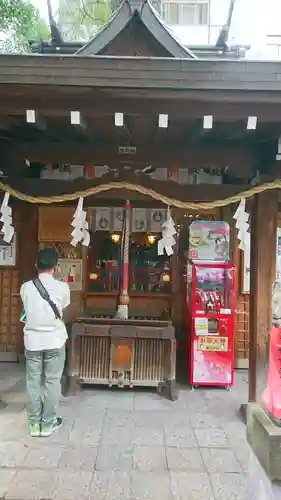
[0,0,49,53]
[58,0,112,41]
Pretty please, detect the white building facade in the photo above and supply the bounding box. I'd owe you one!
[57,0,281,59]
[160,0,281,58]
[160,0,229,46]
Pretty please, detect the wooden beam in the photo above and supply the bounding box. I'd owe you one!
[248,190,278,402]
[25,109,46,131]
[4,141,255,177]
[1,94,281,123]
[70,110,86,129]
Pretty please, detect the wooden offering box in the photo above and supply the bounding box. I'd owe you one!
[67,316,177,400]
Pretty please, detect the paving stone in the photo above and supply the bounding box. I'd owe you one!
[189,412,224,429]
[231,440,252,471]
[0,441,29,467]
[165,425,197,448]
[163,411,190,428]
[0,416,28,442]
[170,471,214,500]
[89,471,131,500]
[0,470,16,498]
[194,428,229,448]
[166,447,205,472]
[106,394,134,411]
[272,481,281,499]
[96,444,133,470]
[70,424,102,446]
[131,470,173,500]
[0,366,261,500]
[223,421,247,440]
[207,400,240,420]
[245,449,279,499]
[0,415,17,436]
[204,388,231,399]
[82,391,133,410]
[58,403,78,418]
[134,410,166,428]
[132,425,164,446]
[210,473,251,500]
[5,470,55,499]
[201,448,242,473]
[101,425,132,446]
[78,394,109,411]
[23,445,63,469]
[53,471,93,499]
[134,395,173,412]
[74,412,106,428]
[58,446,98,471]
[104,410,133,426]
[174,393,209,413]
[133,445,167,471]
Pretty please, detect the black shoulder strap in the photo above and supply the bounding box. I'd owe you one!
[32,278,61,320]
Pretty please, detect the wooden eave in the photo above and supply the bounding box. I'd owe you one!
[75,0,196,59]
[1,55,281,94]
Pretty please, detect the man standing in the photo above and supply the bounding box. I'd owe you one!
[20,248,70,437]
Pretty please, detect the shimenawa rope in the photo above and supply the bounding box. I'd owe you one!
[0,178,280,209]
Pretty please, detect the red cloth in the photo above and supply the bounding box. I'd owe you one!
[261,326,281,420]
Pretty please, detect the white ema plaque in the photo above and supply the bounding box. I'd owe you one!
[150,209,166,232]
[0,233,16,267]
[95,207,110,231]
[132,208,147,232]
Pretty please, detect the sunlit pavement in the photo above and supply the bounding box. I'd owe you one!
[0,364,280,499]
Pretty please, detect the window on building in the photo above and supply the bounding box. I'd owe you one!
[162,0,209,26]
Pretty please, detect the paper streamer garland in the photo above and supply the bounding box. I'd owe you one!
[157,208,177,256]
[233,198,249,252]
[0,192,14,243]
[70,197,90,247]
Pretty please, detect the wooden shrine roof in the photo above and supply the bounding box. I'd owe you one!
[1,54,281,95]
[75,0,196,59]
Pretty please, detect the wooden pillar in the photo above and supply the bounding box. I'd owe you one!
[222,205,249,367]
[16,203,38,354]
[221,206,235,260]
[248,190,278,402]
[170,209,181,333]
[18,203,39,283]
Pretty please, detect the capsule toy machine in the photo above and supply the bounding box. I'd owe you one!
[186,221,236,388]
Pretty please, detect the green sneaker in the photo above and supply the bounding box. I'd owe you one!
[29,422,41,437]
[41,417,62,437]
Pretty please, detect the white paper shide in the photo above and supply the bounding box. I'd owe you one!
[0,192,14,243]
[233,198,250,252]
[157,208,177,257]
[71,197,90,247]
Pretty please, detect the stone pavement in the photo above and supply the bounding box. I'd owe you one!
[0,363,280,500]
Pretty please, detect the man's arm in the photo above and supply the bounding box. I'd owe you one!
[20,283,25,302]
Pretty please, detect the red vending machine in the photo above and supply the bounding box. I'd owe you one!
[186,221,236,388]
